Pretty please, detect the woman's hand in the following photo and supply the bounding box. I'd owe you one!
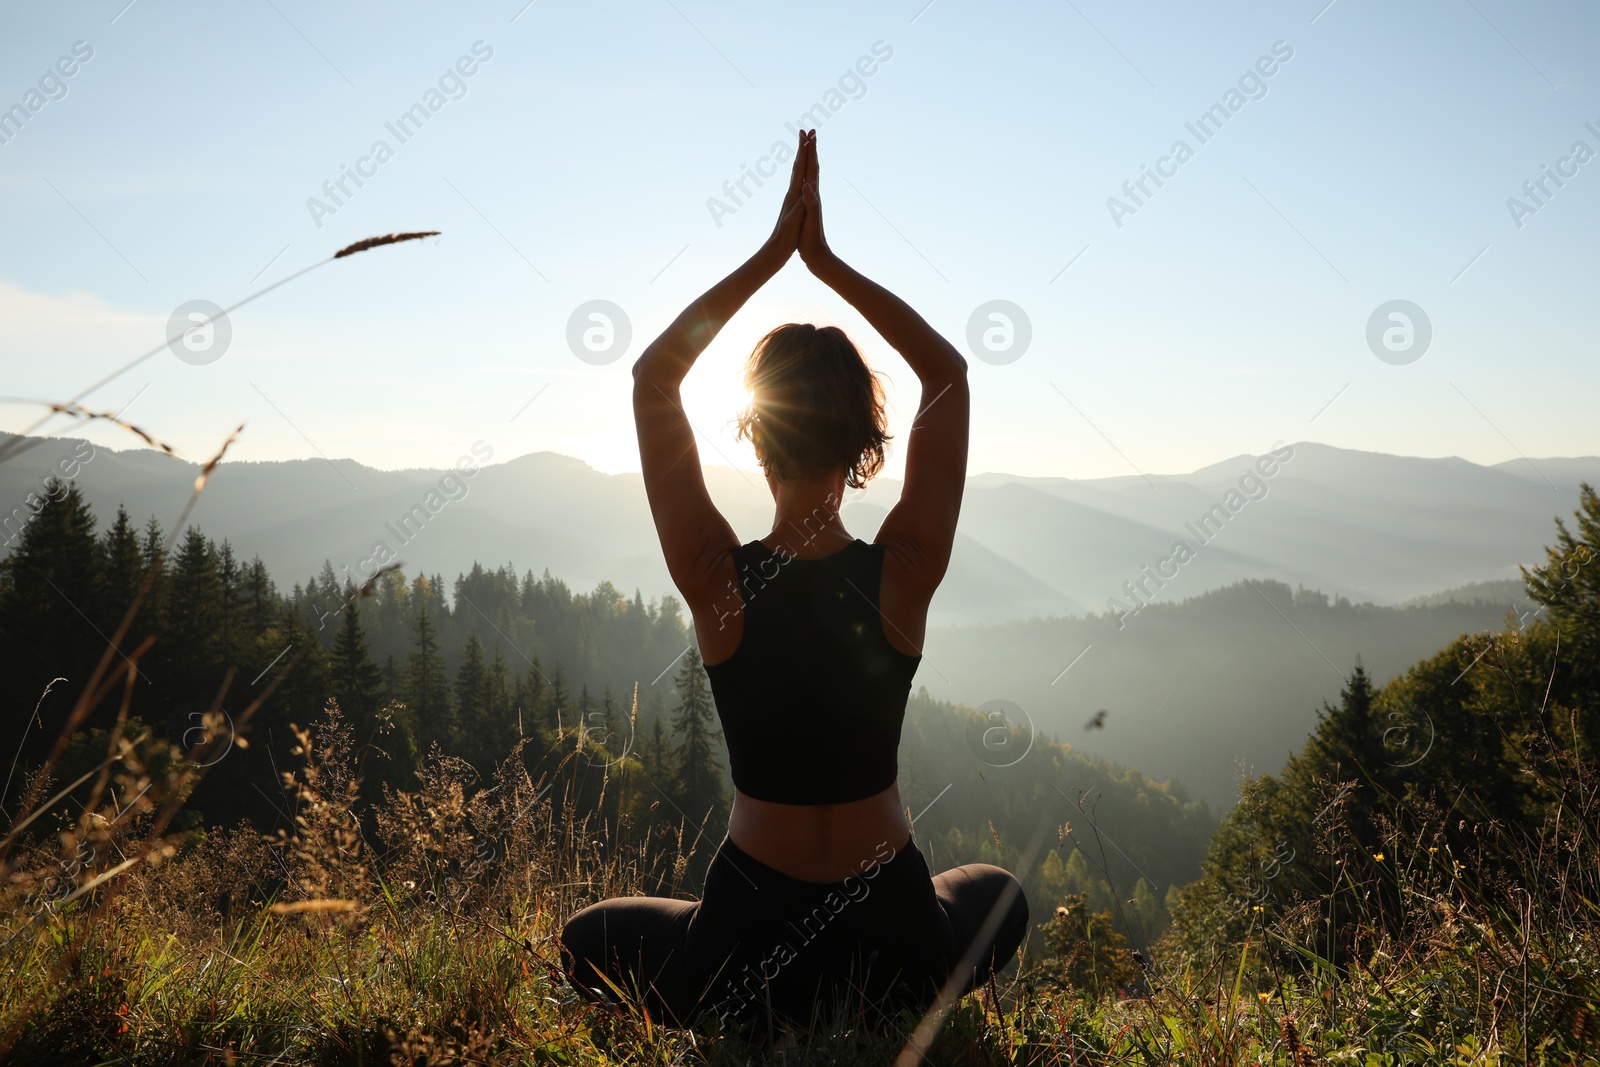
[775,125,970,608]
[797,132,838,277]
[634,140,819,660]
[758,129,812,271]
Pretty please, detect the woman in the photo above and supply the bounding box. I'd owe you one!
[560,130,1029,1029]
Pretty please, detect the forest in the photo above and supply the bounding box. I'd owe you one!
[0,483,1216,950]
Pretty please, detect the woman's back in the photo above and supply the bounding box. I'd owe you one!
[701,535,923,880]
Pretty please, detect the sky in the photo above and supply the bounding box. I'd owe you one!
[2,0,1597,482]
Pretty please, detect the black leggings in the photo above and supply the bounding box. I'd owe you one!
[559,834,1029,1028]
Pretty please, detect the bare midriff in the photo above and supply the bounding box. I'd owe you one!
[726,780,914,883]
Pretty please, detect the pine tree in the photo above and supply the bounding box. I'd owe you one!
[454,633,489,766]
[217,541,243,665]
[0,481,106,756]
[381,654,403,700]
[331,584,384,722]
[373,569,410,663]
[1275,664,1387,880]
[648,717,668,779]
[161,527,224,707]
[1524,481,1600,729]
[250,604,332,814]
[668,647,726,820]
[486,648,512,759]
[574,683,597,750]
[140,515,164,572]
[1524,481,1600,647]
[547,665,568,737]
[244,558,275,636]
[518,658,548,745]
[249,601,332,746]
[316,561,342,630]
[99,505,145,629]
[332,600,418,805]
[646,716,671,826]
[407,581,455,753]
[600,686,623,755]
[1302,663,1378,781]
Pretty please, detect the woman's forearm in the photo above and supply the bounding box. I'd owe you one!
[632,248,784,387]
[810,255,967,382]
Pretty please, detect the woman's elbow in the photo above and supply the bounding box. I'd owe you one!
[631,347,680,388]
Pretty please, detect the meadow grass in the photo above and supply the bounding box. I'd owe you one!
[3,692,1596,1066]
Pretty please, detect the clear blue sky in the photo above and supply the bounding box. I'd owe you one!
[3,0,1596,480]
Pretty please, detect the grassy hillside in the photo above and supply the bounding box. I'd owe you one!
[3,674,1593,1064]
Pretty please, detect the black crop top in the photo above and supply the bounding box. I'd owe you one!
[702,538,922,805]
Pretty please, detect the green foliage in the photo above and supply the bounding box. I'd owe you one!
[1033,893,1139,997]
[1168,482,1600,1007]
[0,482,107,742]
[1522,481,1600,753]
[902,694,1216,953]
[406,576,455,752]
[330,582,383,723]
[0,498,699,836]
[667,646,727,823]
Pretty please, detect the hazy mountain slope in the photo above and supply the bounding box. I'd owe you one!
[921,581,1519,808]
[1491,456,1600,486]
[1402,579,1532,609]
[1,437,1583,625]
[983,444,1583,606]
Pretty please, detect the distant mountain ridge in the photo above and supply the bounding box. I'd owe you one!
[4,437,1593,628]
[1402,579,1533,609]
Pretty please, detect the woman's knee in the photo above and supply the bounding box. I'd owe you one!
[988,870,1030,957]
[559,896,699,989]
[935,864,1030,960]
[559,901,612,982]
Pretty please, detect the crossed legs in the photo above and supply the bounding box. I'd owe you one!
[559,860,1030,1027]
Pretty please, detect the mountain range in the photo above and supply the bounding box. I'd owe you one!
[4,437,1593,625]
[4,435,1592,806]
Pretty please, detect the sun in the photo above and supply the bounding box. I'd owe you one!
[677,358,758,470]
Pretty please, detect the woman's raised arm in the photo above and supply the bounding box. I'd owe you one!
[631,131,811,602]
[796,136,971,595]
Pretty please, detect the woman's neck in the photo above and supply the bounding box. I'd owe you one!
[765,472,851,558]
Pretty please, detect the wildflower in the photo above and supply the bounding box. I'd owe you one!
[1372,852,1384,861]
[1055,905,1068,918]
[1251,905,1264,913]
[1258,992,1271,1001]
[1428,847,1438,854]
